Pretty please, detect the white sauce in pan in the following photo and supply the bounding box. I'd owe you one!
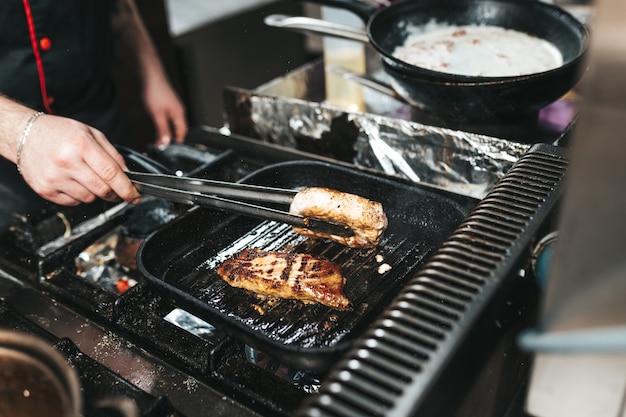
[393,23,563,77]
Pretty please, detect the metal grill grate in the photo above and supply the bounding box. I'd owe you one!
[297,143,568,417]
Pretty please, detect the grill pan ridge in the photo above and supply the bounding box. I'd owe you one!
[297,143,568,417]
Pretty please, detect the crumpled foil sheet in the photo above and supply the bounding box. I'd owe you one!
[223,59,533,199]
[354,114,530,198]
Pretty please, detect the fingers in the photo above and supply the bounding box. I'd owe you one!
[32,174,95,206]
[83,154,140,204]
[153,110,188,147]
[61,161,130,203]
[153,114,172,147]
[31,149,136,205]
[18,116,141,206]
[170,108,188,144]
[45,191,82,207]
[144,85,187,146]
[89,128,130,171]
[80,128,141,204]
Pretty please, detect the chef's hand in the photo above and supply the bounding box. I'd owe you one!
[18,114,141,206]
[142,72,187,148]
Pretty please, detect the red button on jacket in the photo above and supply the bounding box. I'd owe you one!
[39,37,51,51]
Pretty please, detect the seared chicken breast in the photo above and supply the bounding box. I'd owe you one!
[289,187,388,248]
[216,248,351,310]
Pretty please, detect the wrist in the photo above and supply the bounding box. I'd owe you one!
[0,95,40,162]
[16,111,44,174]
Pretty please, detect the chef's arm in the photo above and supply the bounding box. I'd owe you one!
[111,0,187,146]
[0,94,141,206]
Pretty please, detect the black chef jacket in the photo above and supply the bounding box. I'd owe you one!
[0,0,127,140]
[0,0,129,230]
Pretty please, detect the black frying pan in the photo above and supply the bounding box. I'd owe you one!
[284,0,589,121]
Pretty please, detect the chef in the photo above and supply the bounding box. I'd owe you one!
[0,0,187,230]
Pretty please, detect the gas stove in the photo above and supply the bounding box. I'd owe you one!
[0,129,566,416]
[0,41,579,415]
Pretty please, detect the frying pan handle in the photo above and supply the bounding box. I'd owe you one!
[327,64,404,102]
[297,0,377,22]
[264,14,369,43]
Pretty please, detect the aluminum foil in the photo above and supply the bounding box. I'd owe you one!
[354,114,530,198]
[223,59,544,199]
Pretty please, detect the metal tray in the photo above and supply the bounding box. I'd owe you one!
[138,161,477,372]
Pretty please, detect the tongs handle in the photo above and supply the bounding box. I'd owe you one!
[127,172,354,238]
[127,171,296,205]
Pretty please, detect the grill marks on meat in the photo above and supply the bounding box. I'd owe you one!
[216,248,351,310]
[289,187,388,249]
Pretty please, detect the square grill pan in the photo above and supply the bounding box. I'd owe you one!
[137,161,477,372]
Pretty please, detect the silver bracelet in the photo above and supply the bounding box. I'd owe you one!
[16,111,44,174]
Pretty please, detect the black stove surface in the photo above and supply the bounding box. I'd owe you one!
[0,276,260,417]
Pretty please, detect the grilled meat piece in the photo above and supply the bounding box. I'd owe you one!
[216,248,351,310]
[289,187,388,248]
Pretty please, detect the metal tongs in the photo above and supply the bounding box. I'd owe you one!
[127,171,354,237]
